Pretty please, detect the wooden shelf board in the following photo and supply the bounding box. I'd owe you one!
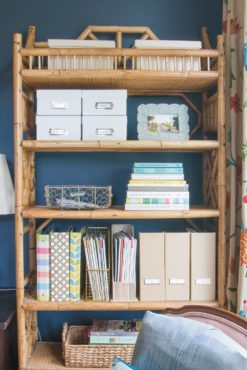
[22,140,220,152]
[21,69,218,92]
[27,342,107,370]
[24,292,218,311]
[22,205,220,220]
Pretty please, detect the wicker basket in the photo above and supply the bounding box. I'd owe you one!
[62,323,134,368]
[45,185,112,210]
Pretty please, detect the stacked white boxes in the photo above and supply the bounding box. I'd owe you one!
[36,89,127,141]
[36,90,82,140]
[82,90,127,140]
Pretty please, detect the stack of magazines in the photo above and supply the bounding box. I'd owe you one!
[125,162,189,210]
[112,231,137,301]
[89,319,142,344]
[83,228,110,301]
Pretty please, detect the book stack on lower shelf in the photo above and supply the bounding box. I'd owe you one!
[125,162,189,211]
[89,319,142,345]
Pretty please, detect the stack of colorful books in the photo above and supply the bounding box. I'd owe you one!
[125,162,189,210]
[89,319,142,345]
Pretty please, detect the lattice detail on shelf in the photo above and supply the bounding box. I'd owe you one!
[25,311,38,358]
[203,92,218,134]
[203,150,218,208]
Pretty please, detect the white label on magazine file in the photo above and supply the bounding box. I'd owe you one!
[169,278,185,285]
[195,278,211,285]
[144,278,160,285]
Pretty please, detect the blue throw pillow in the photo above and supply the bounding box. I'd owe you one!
[111,357,138,370]
[132,311,247,370]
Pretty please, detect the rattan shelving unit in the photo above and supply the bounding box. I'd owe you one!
[13,26,226,370]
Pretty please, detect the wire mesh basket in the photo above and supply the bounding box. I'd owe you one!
[83,227,111,301]
[44,185,112,210]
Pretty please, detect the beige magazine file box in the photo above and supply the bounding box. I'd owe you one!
[165,233,190,300]
[139,233,165,301]
[191,232,216,301]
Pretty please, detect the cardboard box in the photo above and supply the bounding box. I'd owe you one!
[36,116,81,140]
[82,116,127,140]
[47,40,115,71]
[134,40,202,72]
[37,90,82,116]
[191,233,216,301]
[139,233,165,301]
[82,90,127,116]
[165,233,190,300]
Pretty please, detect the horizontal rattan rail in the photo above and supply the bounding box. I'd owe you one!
[21,48,219,57]
[22,140,220,152]
[22,205,220,219]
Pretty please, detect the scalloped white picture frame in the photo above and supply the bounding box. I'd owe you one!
[137,103,190,140]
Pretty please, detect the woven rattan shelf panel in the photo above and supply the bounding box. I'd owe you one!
[27,342,107,370]
[22,140,220,152]
[24,292,218,311]
[21,70,218,92]
[22,205,220,219]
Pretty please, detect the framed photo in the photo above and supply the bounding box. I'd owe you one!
[137,103,189,140]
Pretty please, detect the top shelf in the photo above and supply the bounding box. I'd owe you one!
[21,70,218,92]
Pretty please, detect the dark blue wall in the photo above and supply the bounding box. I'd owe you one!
[0,0,222,339]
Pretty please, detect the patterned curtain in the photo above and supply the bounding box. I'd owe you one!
[223,0,247,317]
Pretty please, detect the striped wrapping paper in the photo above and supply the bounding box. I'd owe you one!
[69,231,82,301]
[36,233,50,301]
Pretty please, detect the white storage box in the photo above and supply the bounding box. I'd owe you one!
[82,116,127,140]
[48,40,116,70]
[134,40,202,72]
[82,90,127,116]
[36,116,81,140]
[37,90,82,116]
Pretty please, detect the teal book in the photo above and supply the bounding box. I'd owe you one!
[133,167,183,174]
[134,162,183,168]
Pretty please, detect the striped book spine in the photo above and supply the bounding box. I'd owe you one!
[127,185,189,192]
[127,191,189,198]
[69,231,81,302]
[129,180,186,185]
[133,167,183,174]
[126,198,189,205]
[125,204,190,211]
[37,233,50,302]
[134,162,183,168]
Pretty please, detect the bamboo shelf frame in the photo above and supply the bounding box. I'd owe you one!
[23,205,220,220]
[24,291,218,311]
[13,25,226,370]
[22,140,220,152]
[21,69,218,92]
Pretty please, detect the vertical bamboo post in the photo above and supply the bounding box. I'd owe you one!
[28,91,37,293]
[116,31,122,68]
[217,35,226,307]
[13,33,27,369]
[202,91,208,207]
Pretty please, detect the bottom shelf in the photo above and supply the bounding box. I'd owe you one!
[27,342,108,370]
